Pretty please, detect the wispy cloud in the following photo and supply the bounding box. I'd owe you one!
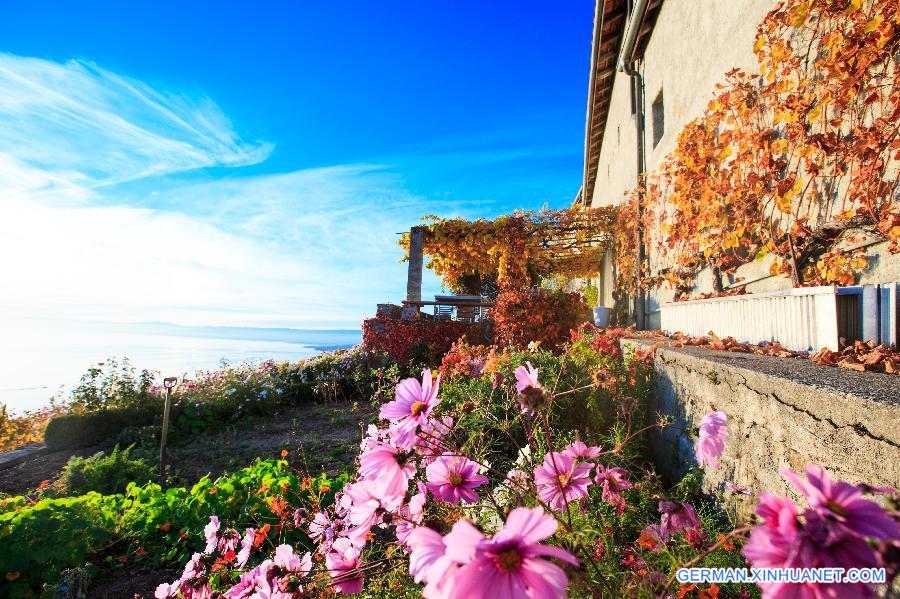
[0,53,271,199]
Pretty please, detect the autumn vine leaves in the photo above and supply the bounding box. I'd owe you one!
[399,209,616,292]
[616,0,899,296]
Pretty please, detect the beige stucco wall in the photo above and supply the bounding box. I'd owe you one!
[590,0,776,309]
[590,0,775,211]
[641,0,775,173]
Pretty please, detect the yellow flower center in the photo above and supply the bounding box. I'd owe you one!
[448,473,464,486]
[410,401,427,416]
[826,500,849,518]
[557,473,571,487]
[496,548,523,572]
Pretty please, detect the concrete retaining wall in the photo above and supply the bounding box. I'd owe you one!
[624,340,900,520]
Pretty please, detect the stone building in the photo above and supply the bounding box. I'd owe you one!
[577,0,899,330]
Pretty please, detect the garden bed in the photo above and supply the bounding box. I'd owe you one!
[0,401,374,497]
[0,444,103,496]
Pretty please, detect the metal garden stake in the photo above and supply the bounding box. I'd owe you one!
[160,377,178,482]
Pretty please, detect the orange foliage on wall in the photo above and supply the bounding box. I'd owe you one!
[616,0,899,296]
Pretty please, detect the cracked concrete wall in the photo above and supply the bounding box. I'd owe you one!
[624,341,900,520]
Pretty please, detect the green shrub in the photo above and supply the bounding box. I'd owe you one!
[0,492,121,597]
[61,444,157,495]
[583,282,599,308]
[0,459,348,595]
[44,406,159,450]
[69,357,157,412]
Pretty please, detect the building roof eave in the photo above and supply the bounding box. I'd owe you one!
[579,0,664,207]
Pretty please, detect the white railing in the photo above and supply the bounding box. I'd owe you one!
[659,284,898,352]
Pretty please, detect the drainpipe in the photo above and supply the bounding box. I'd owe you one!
[618,0,649,329]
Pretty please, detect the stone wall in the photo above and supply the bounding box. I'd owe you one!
[623,340,900,520]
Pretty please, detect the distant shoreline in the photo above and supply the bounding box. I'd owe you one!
[0,321,363,414]
[310,344,357,352]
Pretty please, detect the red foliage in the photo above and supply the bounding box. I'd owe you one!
[439,340,493,380]
[570,323,634,359]
[493,288,588,352]
[361,315,490,366]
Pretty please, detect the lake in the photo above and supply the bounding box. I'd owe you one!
[0,319,361,414]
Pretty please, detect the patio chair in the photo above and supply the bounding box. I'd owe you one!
[434,304,453,320]
[456,305,476,323]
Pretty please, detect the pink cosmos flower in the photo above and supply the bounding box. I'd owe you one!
[505,468,530,492]
[407,519,484,597]
[217,528,240,554]
[359,440,416,497]
[236,527,255,568]
[514,362,545,415]
[310,511,339,553]
[724,481,752,495]
[251,553,314,599]
[179,582,212,599]
[742,493,799,569]
[415,416,454,465]
[338,483,355,512]
[396,483,428,545]
[274,544,313,576]
[743,493,883,598]
[360,424,389,453]
[408,526,451,584]
[155,583,179,598]
[594,464,633,515]
[658,501,702,541]
[695,411,727,469]
[514,362,540,393]
[326,537,363,595]
[249,547,313,598]
[409,481,428,521]
[172,553,212,599]
[563,440,601,459]
[223,566,262,599]
[380,370,441,448]
[180,552,204,583]
[395,516,417,546]
[426,456,489,504]
[780,464,899,542]
[345,477,403,546]
[451,507,579,599]
[533,451,593,510]
[203,515,220,554]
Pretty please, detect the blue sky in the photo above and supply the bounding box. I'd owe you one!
[0,1,593,329]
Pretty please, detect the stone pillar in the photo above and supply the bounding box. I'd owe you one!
[406,226,424,302]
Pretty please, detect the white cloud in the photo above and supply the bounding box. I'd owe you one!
[0,53,271,196]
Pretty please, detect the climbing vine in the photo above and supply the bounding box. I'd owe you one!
[401,208,616,291]
[616,0,899,297]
